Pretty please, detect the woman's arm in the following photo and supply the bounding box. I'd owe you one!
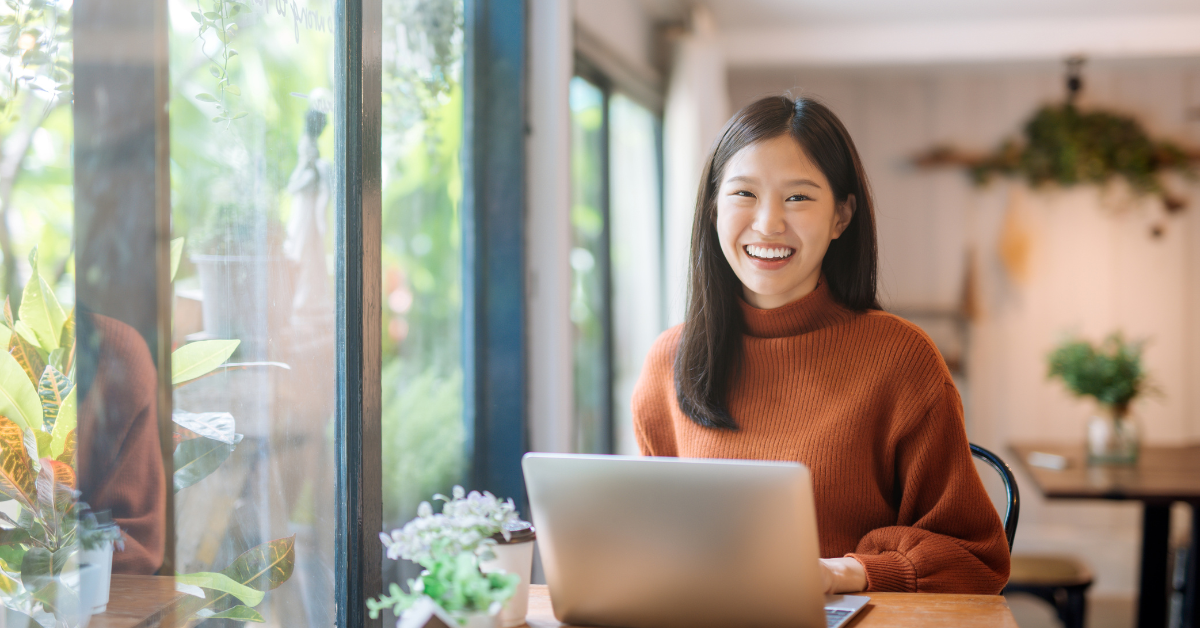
[631,327,683,457]
[846,382,1010,594]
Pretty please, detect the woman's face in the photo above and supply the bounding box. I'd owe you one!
[715,134,854,309]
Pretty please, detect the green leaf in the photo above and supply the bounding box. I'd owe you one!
[203,11,219,18]
[172,339,239,386]
[18,248,66,352]
[208,65,221,78]
[225,85,241,96]
[222,536,295,592]
[33,431,50,459]
[195,92,218,103]
[176,536,296,621]
[205,606,264,622]
[37,366,70,431]
[173,435,240,492]
[190,10,204,22]
[230,112,248,120]
[53,430,74,467]
[0,351,44,432]
[19,547,51,592]
[170,237,185,282]
[0,529,29,546]
[8,326,45,388]
[227,48,238,57]
[35,459,73,542]
[58,308,74,356]
[49,388,73,460]
[0,324,10,347]
[175,572,264,607]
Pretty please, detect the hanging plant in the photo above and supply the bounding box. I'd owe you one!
[916,103,1198,212]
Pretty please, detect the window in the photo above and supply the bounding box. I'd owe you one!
[569,66,664,456]
[0,0,529,624]
[167,0,340,622]
[379,0,467,609]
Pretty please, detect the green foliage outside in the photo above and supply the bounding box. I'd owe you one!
[1047,333,1148,414]
[380,0,468,529]
[971,104,1193,204]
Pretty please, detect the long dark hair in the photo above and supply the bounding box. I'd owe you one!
[674,95,880,430]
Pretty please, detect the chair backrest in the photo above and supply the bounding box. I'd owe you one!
[969,443,1019,552]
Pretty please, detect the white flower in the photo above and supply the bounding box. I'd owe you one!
[379,485,525,565]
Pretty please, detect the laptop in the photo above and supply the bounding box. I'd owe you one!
[522,453,869,628]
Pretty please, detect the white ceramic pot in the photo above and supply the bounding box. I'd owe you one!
[479,532,535,628]
[79,542,114,614]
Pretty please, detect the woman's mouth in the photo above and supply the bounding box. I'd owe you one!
[744,244,795,261]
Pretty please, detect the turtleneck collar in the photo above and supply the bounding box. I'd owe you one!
[738,278,853,338]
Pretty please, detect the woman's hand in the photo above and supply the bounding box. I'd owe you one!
[819,557,867,594]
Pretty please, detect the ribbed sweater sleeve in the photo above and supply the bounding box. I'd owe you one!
[847,383,1010,593]
[632,327,681,458]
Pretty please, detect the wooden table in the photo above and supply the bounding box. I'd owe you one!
[1011,442,1200,628]
[523,584,1018,627]
[88,575,187,628]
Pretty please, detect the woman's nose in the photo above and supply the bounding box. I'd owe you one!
[751,197,786,235]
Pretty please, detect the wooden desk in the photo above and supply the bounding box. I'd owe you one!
[88,575,187,628]
[1011,442,1200,628]
[523,584,1018,628]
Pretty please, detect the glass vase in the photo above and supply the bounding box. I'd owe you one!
[1086,408,1140,465]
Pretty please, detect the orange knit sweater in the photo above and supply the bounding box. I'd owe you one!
[631,281,1010,594]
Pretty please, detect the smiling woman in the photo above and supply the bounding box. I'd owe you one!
[631,95,1010,597]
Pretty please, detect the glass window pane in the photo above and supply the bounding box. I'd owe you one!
[569,76,609,454]
[609,93,663,456]
[378,0,466,613]
[168,0,338,623]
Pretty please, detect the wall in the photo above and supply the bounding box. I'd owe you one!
[729,58,1200,596]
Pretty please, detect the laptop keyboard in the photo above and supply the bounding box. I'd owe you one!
[825,608,853,628]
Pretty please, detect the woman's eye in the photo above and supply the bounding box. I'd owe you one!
[786,194,811,202]
[733,190,755,198]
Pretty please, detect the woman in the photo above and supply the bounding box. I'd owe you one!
[632,96,1009,595]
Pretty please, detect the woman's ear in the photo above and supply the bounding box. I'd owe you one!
[832,193,856,239]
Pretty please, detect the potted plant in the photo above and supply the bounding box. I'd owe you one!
[1047,332,1148,465]
[370,487,534,628]
[0,243,298,626]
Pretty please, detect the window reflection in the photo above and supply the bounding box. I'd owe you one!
[168,0,337,623]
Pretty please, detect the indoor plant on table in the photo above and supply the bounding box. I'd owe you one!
[370,486,534,628]
[1047,332,1149,465]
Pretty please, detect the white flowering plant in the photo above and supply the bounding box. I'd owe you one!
[368,486,523,622]
[379,485,523,566]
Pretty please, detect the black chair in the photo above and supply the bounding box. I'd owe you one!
[971,443,1019,551]
[970,443,1093,628]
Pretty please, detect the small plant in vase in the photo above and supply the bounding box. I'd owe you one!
[370,486,536,628]
[1047,332,1149,465]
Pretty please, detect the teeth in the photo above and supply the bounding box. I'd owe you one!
[745,245,794,260]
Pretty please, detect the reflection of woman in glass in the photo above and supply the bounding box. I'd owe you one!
[77,313,166,575]
[632,96,1009,594]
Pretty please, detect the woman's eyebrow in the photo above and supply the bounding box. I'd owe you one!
[787,179,822,188]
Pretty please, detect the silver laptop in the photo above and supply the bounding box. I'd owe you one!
[522,453,869,628]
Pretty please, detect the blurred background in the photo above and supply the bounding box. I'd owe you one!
[519,2,1200,628]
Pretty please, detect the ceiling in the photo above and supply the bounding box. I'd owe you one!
[630,0,1200,66]
[636,0,1200,28]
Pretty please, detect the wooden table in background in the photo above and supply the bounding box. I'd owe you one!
[88,575,186,628]
[523,584,1018,628]
[1011,442,1200,628]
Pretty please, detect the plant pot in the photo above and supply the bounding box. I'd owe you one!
[398,596,498,628]
[1086,409,1139,466]
[480,526,535,628]
[79,541,114,614]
